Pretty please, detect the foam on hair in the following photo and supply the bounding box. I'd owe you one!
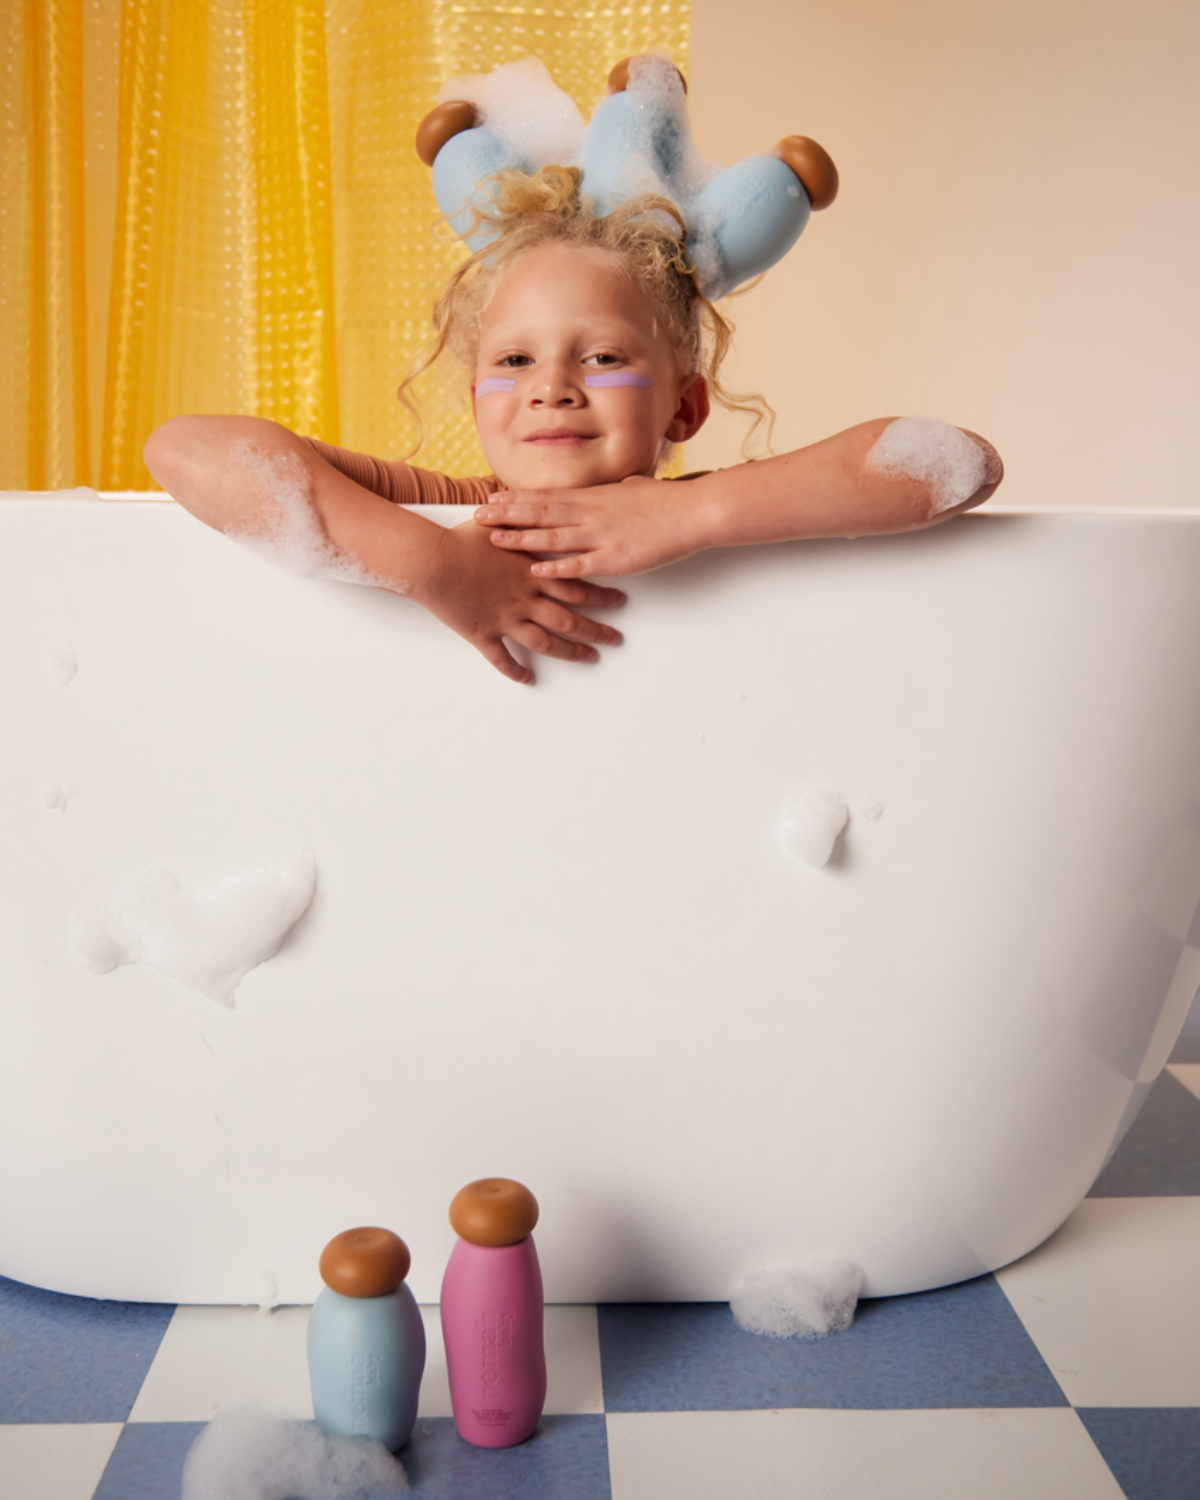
[399,165,774,463]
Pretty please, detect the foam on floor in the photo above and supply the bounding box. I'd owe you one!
[181,1411,408,1499]
[70,851,317,1007]
[731,1254,864,1339]
[781,784,849,867]
[865,417,995,514]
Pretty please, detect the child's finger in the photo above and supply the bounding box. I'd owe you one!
[529,554,592,579]
[530,600,622,647]
[540,578,626,609]
[512,622,600,664]
[488,526,580,554]
[474,499,571,527]
[479,638,535,685]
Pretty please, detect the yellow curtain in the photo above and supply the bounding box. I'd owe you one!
[2,0,691,492]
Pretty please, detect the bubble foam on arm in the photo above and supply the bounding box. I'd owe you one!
[142,414,455,600]
[864,415,1003,515]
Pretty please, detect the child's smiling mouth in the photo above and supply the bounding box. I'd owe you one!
[523,428,598,446]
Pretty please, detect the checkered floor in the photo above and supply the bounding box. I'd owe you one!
[4,1046,1198,1499]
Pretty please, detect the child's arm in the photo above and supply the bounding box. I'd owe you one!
[472,418,1004,579]
[143,415,624,684]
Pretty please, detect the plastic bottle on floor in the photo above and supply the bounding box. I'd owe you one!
[440,1178,547,1447]
[307,1226,426,1451]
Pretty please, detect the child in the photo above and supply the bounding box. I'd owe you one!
[144,164,1002,685]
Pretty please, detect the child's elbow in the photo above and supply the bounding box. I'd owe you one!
[963,430,1004,508]
[143,415,201,497]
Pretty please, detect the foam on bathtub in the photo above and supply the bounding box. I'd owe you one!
[228,443,406,594]
[42,782,80,812]
[731,1254,864,1339]
[51,645,78,685]
[70,851,316,1007]
[865,416,992,514]
[858,797,884,822]
[781,784,849,867]
[182,1411,408,1500]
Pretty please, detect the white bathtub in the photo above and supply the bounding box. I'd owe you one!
[2,495,1198,1306]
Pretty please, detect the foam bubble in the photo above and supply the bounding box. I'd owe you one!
[42,782,80,813]
[182,1411,408,1500]
[51,646,78,685]
[781,784,848,868]
[438,55,586,169]
[256,1269,279,1314]
[228,444,401,593]
[731,1254,864,1339]
[858,797,884,822]
[865,417,994,514]
[71,851,317,1008]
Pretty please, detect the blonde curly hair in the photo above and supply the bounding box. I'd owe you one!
[399,164,774,465]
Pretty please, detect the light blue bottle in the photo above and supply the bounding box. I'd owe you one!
[306,1227,426,1452]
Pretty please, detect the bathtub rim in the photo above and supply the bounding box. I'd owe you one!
[4,490,1200,523]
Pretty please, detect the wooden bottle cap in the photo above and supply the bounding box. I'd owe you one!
[416,100,480,167]
[319,1227,411,1297]
[449,1178,539,1247]
[774,136,839,210]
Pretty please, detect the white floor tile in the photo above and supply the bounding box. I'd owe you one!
[606,1409,1122,1500]
[0,1424,122,1500]
[417,1304,603,1417]
[995,1197,1200,1406]
[128,1305,314,1422]
[1168,1061,1200,1099]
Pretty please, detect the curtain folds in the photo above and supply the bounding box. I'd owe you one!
[3,0,691,491]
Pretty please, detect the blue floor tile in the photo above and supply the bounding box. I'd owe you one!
[598,1277,1067,1413]
[1089,1070,1200,1196]
[93,1422,206,1500]
[403,1415,611,1498]
[1077,1408,1200,1500]
[0,1275,176,1424]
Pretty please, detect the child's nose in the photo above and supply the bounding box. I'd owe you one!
[530,363,584,407]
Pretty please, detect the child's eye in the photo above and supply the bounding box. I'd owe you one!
[584,353,621,367]
[498,354,531,368]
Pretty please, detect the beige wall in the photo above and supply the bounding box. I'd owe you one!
[684,0,1199,508]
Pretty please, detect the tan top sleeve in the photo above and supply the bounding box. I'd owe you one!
[304,437,503,505]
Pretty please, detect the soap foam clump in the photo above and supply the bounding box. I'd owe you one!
[182,1411,407,1500]
[781,784,849,868]
[228,444,403,593]
[439,55,586,170]
[731,1254,864,1339]
[42,782,80,813]
[865,416,994,514]
[71,851,317,1007]
[51,645,78,685]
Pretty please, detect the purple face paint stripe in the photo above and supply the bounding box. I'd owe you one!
[476,377,517,396]
[585,371,654,388]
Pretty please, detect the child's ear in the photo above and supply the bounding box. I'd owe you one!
[666,373,710,443]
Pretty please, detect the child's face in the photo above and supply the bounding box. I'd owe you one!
[471,244,707,490]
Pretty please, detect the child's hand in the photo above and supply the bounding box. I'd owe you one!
[418,519,625,684]
[474,476,705,580]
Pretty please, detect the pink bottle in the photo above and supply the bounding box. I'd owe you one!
[440,1177,547,1447]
